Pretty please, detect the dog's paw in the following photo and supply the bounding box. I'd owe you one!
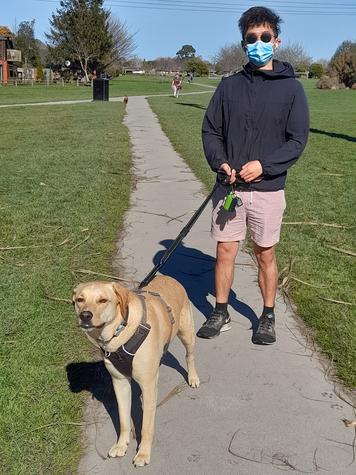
[108,441,129,458]
[133,451,151,467]
[188,374,200,388]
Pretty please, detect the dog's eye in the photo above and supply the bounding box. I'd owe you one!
[99,298,108,304]
[76,297,84,303]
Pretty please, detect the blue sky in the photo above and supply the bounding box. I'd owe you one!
[2,0,356,62]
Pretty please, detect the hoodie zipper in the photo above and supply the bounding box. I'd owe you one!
[247,72,257,162]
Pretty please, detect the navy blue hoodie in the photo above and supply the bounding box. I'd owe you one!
[202,60,309,193]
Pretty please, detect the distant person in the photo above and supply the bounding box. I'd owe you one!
[188,72,194,83]
[197,6,309,343]
[171,73,182,98]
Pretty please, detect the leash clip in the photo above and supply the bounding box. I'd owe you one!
[114,322,126,337]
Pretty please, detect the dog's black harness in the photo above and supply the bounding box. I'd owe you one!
[103,289,174,377]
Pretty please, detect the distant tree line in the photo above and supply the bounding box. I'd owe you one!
[212,41,313,74]
[127,44,210,76]
[211,39,356,88]
[10,3,355,88]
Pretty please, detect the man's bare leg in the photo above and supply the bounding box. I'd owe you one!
[253,243,278,306]
[253,242,278,344]
[215,241,239,302]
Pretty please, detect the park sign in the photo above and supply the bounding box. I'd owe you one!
[7,49,21,62]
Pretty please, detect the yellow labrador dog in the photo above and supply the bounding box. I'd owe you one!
[73,275,199,467]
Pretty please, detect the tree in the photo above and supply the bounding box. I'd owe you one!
[315,58,329,70]
[309,63,324,79]
[104,16,136,70]
[13,20,41,68]
[152,56,181,73]
[176,44,196,60]
[275,42,312,71]
[186,58,209,76]
[125,56,143,70]
[46,0,112,82]
[213,43,246,74]
[330,40,356,60]
[36,64,44,80]
[329,40,356,87]
[36,39,49,66]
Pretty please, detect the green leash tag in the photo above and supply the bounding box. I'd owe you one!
[223,191,236,211]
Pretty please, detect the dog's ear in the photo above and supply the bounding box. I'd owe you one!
[72,284,81,306]
[112,283,130,316]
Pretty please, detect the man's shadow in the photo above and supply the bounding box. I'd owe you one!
[152,239,259,332]
[177,102,207,111]
[310,128,356,143]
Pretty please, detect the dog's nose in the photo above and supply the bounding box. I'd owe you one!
[79,311,93,322]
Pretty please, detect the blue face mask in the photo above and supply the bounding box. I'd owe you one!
[246,41,274,67]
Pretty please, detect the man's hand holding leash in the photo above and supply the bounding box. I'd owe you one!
[218,161,263,185]
[219,163,237,184]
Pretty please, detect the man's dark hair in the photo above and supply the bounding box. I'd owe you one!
[238,6,282,39]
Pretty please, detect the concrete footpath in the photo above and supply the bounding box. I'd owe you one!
[78,96,355,474]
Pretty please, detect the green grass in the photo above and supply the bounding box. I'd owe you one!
[188,76,221,87]
[0,75,210,105]
[1,77,354,474]
[0,102,132,473]
[148,85,356,388]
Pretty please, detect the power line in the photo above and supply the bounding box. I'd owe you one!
[105,2,356,16]
[34,0,356,14]
[107,0,356,8]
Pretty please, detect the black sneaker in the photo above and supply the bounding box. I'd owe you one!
[196,310,231,339]
[252,314,276,344]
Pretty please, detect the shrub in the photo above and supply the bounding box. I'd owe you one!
[309,63,324,79]
[329,41,356,87]
[317,75,341,89]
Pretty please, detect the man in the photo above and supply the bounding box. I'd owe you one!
[197,6,309,343]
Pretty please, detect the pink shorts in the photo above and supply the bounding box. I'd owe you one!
[211,190,286,247]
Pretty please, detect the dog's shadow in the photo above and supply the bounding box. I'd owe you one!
[66,350,187,446]
[66,361,122,440]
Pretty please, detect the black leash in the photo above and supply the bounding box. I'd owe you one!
[138,182,218,289]
[104,170,242,370]
[137,169,245,289]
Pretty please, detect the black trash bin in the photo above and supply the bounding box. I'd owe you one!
[93,78,109,101]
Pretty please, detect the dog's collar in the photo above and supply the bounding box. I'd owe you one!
[102,288,175,369]
[99,288,174,349]
[99,291,148,347]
